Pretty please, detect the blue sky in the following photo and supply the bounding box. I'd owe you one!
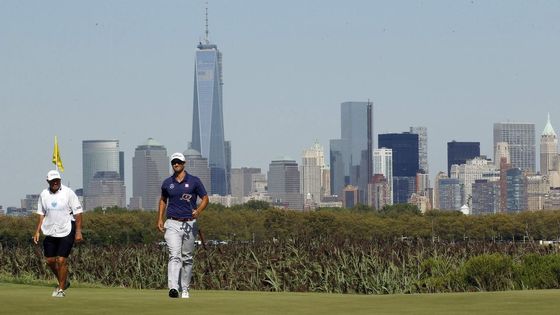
[1,1,560,207]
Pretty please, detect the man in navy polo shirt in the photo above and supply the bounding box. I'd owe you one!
[157,152,209,299]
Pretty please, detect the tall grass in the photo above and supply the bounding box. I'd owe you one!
[1,240,559,293]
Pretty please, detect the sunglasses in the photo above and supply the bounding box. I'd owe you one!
[171,160,185,165]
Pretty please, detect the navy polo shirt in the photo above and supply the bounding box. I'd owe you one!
[161,172,207,219]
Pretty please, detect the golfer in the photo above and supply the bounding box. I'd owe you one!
[33,170,83,298]
[157,152,209,299]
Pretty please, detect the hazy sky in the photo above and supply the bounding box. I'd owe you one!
[2,1,560,207]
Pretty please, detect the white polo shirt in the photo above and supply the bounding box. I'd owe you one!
[36,184,83,237]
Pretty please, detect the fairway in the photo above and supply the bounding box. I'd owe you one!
[1,283,560,315]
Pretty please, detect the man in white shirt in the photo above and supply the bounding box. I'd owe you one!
[33,170,83,298]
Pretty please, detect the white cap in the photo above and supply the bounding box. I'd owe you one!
[170,152,186,163]
[47,170,61,181]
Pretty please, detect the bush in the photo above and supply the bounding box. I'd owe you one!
[515,254,560,289]
[462,253,515,291]
[417,257,464,293]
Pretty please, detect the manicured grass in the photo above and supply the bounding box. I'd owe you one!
[1,283,560,315]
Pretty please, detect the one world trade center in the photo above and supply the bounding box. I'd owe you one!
[191,25,228,195]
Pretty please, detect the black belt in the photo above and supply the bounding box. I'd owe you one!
[168,217,195,222]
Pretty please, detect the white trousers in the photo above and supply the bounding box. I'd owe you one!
[164,219,198,291]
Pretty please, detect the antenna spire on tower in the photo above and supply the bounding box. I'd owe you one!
[205,2,209,43]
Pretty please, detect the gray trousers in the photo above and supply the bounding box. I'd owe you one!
[164,219,198,291]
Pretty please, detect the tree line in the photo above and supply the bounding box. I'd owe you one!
[3,202,560,245]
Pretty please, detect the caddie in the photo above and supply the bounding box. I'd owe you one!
[33,170,83,298]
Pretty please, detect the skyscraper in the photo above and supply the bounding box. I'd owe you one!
[132,138,168,211]
[230,167,261,200]
[410,126,428,173]
[329,101,373,203]
[184,148,212,193]
[82,140,121,201]
[540,114,558,176]
[447,141,480,177]
[373,148,393,205]
[85,171,126,210]
[506,168,528,212]
[191,17,228,196]
[378,132,419,204]
[437,178,462,211]
[268,159,303,210]
[301,141,326,205]
[471,179,500,215]
[493,122,536,173]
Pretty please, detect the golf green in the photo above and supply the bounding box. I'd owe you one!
[1,283,559,315]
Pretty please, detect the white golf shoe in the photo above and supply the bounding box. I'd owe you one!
[53,289,65,298]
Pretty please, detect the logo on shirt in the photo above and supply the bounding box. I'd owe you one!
[185,184,189,188]
[51,201,58,208]
[180,194,192,202]
[169,184,175,189]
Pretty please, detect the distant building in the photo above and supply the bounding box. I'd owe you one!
[184,148,212,193]
[190,32,229,196]
[447,141,480,177]
[329,101,373,204]
[82,140,122,200]
[343,185,359,208]
[506,168,528,213]
[540,114,558,176]
[410,126,429,173]
[225,140,232,195]
[527,174,548,211]
[495,142,511,165]
[471,179,500,215]
[20,194,39,212]
[449,157,499,206]
[416,171,430,196]
[494,122,536,173]
[370,174,390,210]
[129,196,142,210]
[321,167,331,199]
[84,171,126,210]
[231,167,261,200]
[432,171,447,210]
[132,138,168,211]
[437,178,462,211]
[6,207,31,216]
[301,141,326,205]
[393,176,416,205]
[251,173,267,194]
[268,159,303,210]
[544,188,560,210]
[378,132,419,204]
[408,193,430,213]
[209,194,241,207]
[373,148,393,205]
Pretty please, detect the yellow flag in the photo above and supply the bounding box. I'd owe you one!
[52,136,64,172]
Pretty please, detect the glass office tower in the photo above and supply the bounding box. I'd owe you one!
[447,141,480,177]
[82,140,120,197]
[329,101,373,204]
[493,122,536,173]
[191,37,228,195]
[132,138,168,211]
[378,132,419,204]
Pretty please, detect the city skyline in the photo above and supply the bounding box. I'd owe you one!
[2,1,560,207]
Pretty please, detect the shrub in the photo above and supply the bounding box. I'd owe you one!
[515,254,560,289]
[462,253,514,291]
